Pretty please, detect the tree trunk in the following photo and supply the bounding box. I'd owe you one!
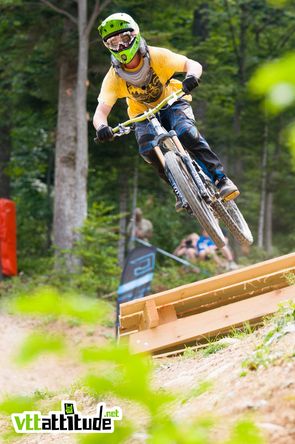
[45,146,54,250]
[75,0,89,232]
[51,1,110,271]
[118,172,129,268]
[258,115,268,248]
[128,164,138,252]
[264,118,281,254]
[53,56,77,269]
[265,191,273,253]
[0,126,11,199]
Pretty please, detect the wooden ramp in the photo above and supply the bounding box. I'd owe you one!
[119,253,295,354]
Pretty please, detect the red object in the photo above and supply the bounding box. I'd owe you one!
[0,199,17,276]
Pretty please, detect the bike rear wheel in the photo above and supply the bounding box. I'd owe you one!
[165,151,225,248]
[211,200,253,246]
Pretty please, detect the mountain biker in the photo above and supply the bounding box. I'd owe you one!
[93,13,240,208]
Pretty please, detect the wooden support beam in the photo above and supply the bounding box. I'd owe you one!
[158,305,177,324]
[129,285,295,354]
[120,253,295,317]
[141,300,159,329]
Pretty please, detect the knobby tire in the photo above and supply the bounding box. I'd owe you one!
[164,151,225,248]
[211,200,253,246]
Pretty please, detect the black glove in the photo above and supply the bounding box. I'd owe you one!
[182,74,200,94]
[95,125,113,143]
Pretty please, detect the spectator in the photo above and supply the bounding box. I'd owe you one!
[196,229,238,270]
[128,207,153,242]
[173,233,199,262]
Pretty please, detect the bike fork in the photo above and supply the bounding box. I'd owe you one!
[169,133,212,204]
[182,156,212,204]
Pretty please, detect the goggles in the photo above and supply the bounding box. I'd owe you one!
[104,31,136,52]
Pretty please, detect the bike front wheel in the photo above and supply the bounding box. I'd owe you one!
[165,151,225,248]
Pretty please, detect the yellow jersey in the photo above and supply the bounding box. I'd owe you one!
[98,46,189,118]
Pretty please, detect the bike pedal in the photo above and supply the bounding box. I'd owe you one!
[223,190,240,202]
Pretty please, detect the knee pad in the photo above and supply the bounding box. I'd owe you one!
[177,124,200,150]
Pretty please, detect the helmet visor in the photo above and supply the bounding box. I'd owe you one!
[104,31,136,52]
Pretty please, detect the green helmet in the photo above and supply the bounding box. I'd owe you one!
[98,13,141,64]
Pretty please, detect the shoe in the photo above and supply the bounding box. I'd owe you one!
[175,197,184,212]
[217,177,240,201]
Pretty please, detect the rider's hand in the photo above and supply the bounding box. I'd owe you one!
[95,125,113,143]
[182,74,200,94]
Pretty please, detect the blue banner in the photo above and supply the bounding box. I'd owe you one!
[116,245,157,335]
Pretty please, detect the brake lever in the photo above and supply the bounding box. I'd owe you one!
[113,124,132,138]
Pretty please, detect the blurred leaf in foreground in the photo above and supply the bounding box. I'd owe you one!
[14,332,66,365]
[249,52,295,114]
[0,395,36,414]
[225,418,265,444]
[82,343,173,413]
[8,286,112,324]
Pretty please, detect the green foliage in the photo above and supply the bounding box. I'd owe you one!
[0,287,266,443]
[14,332,66,365]
[225,418,264,444]
[249,53,295,113]
[8,286,112,324]
[70,202,121,296]
[249,50,295,165]
[0,396,36,415]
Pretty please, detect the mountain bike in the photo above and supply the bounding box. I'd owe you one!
[101,89,253,249]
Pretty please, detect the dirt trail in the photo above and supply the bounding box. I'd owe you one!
[0,313,112,398]
[0,311,294,444]
[154,330,295,444]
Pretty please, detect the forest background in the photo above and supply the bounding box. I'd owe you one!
[0,0,294,297]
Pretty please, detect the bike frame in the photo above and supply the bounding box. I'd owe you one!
[112,90,215,206]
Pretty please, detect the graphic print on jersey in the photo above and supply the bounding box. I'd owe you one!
[126,69,163,103]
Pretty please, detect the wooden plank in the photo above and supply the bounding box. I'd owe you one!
[174,269,291,317]
[129,285,295,354]
[120,305,177,333]
[120,313,142,332]
[158,305,177,324]
[119,267,293,333]
[120,253,295,317]
[141,300,159,329]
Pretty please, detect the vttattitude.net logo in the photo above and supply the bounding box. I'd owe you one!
[11,401,122,434]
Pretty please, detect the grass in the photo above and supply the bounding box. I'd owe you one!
[180,339,231,360]
[229,321,254,339]
[286,272,295,286]
[242,301,295,372]
[182,346,197,359]
[202,341,229,357]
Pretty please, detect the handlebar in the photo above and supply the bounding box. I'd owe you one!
[112,89,186,137]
